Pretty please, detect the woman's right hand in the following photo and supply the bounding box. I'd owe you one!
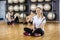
[26,16,30,22]
[30,11,35,17]
[26,11,35,22]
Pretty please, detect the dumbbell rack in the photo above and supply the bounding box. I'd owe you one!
[6,0,59,23]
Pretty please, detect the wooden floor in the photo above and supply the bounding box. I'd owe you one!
[0,21,60,40]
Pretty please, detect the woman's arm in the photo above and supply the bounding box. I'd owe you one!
[32,23,36,31]
[39,18,46,30]
[26,16,31,22]
[40,22,46,29]
[26,12,36,22]
[6,13,11,22]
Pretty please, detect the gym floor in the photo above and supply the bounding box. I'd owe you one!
[0,21,60,40]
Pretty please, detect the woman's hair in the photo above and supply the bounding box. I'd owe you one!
[36,7,42,10]
[36,7,44,18]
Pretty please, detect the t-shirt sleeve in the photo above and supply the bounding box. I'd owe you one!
[32,16,35,24]
[41,17,46,31]
[42,17,46,24]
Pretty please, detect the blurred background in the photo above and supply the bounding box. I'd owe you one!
[0,0,60,40]
[0,0,60,23]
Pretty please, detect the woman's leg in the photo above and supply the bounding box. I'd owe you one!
[32,28,44,36]
[10,21,14,25]
[24,28,33,33]
[14,17,19,23]
[24,28,33,36]
[7,22,11,25]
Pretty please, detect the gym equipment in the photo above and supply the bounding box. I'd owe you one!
[37,4,44,10]
[13,0,19,3]
[30,4,37,11]
[38,0,44,2]
[19,5,26,11]
[19,0,25,3]
[44,4,51,11]
[14,5,19,11]
[8,6,13,11]
[14,13,20,18]
[8,0,13,4]
[47,12,55,20]
[31,0,37,2]
[20,13,26,18]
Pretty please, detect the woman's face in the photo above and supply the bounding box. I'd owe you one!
[36,8,42,15]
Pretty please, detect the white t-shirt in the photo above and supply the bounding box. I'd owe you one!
[6,12,13,22]
[32,15,46,31]
[6,12,11,22]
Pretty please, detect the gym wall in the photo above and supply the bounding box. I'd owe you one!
[6,0,59,22]
[0,0,6,20]
[59,0,60,22]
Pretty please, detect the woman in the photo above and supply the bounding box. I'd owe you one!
[6,11,15,25]
[24,7,46,37]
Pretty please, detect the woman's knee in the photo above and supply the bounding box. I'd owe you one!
[41,31,44,36]
[24,28,33,33]
[34,28,44,36]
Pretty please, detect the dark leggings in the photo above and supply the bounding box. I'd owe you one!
[24,28,44,36]
[14,17,19,23]
[7,21,14,25]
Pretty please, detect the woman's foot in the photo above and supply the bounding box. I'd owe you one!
[34,33,41,37]
[24,32,31,36]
